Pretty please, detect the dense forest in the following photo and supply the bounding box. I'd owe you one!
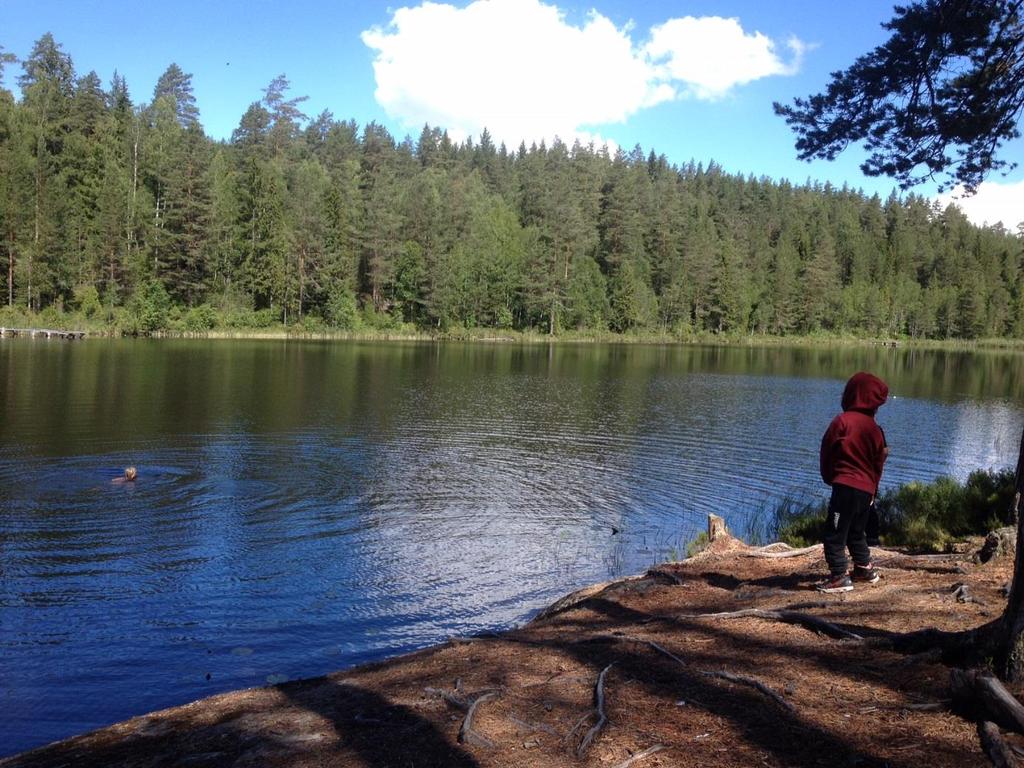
[1,34,1022,337]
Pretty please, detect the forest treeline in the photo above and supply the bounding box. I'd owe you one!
[1,34,1022,337]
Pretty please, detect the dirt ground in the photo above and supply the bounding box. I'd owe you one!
[2,535,1017,768]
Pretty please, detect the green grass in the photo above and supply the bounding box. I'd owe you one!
[769,469,1018,553]
[5,303,1024,350]
[685,531,711,558]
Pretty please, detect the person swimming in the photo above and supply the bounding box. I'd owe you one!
[111,466,137,484]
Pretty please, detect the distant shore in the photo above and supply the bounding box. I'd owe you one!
[5,318,1024,351]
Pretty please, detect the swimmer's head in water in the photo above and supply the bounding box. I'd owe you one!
[124,466,137,481]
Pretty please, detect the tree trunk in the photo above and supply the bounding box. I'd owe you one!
[298,248,305,320]
[128,122,139,262]
[997,426,1024,681]
[32,130,42,312]
[1014,426,1024,525]
[7,233,13,307]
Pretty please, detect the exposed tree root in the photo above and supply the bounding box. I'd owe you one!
[425,684,503,748]
[447,632,502,645]
[700,669,796,712]
[784,600,832,611]
[576,663,614,757]
[424,686,470,710]
[877,623,993,662]
[611,744,667,768]
[858,701,949,713]
[507,714,560,737]
[953,583,986,605]
[617,635,687,667]
[750,542,798,552]
[646,567,685,585]
[743,544,822,559]
[458,692,497,748]
[518,671,590,689]
[951,668,1024,734]
[676,607,864,641]
[567,711,594,744]
[619,597,989,667]
[532,576,648,623]
[874,554,967,575]
[901,701,951,712]
[674,606,993,668]
[979,721,1018,767]
[892,648,945,667]
[601,634,795,713]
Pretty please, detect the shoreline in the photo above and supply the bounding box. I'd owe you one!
[1,529,1008,767]
[5,324,1024,352]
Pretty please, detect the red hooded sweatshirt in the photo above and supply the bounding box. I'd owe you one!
[820,372,889,495]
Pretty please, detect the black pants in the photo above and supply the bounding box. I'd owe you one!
[865,503,880,546]
[823,483,873,577]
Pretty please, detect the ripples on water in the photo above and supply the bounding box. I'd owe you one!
[1,340,1022,754]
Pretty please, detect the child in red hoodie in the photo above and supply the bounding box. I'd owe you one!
[817,372,889,593]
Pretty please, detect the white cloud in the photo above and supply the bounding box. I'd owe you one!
[645,17,807,100]
[361,0,804,147]
[936,180,1024,231]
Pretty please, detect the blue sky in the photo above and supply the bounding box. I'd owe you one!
[2,0,1022,227]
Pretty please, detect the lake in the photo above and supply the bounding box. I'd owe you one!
[1,339,1022,755]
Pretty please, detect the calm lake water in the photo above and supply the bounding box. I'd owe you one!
[2,339,1023,755]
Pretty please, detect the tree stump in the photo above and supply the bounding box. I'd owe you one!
[978,528,1017,564]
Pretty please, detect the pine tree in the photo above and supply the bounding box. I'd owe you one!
[262,74,308,157]
[18,33,75,309]
[0,35,1021,345]
[800,217,841,331]
[359,123,403,313]
[153,63,199,128]
[286,159,328,320]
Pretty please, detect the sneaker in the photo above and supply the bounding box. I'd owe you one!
[816,574,853,593]
[852,564,880,584]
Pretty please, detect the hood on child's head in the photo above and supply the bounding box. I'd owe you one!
[841,371,888,415]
